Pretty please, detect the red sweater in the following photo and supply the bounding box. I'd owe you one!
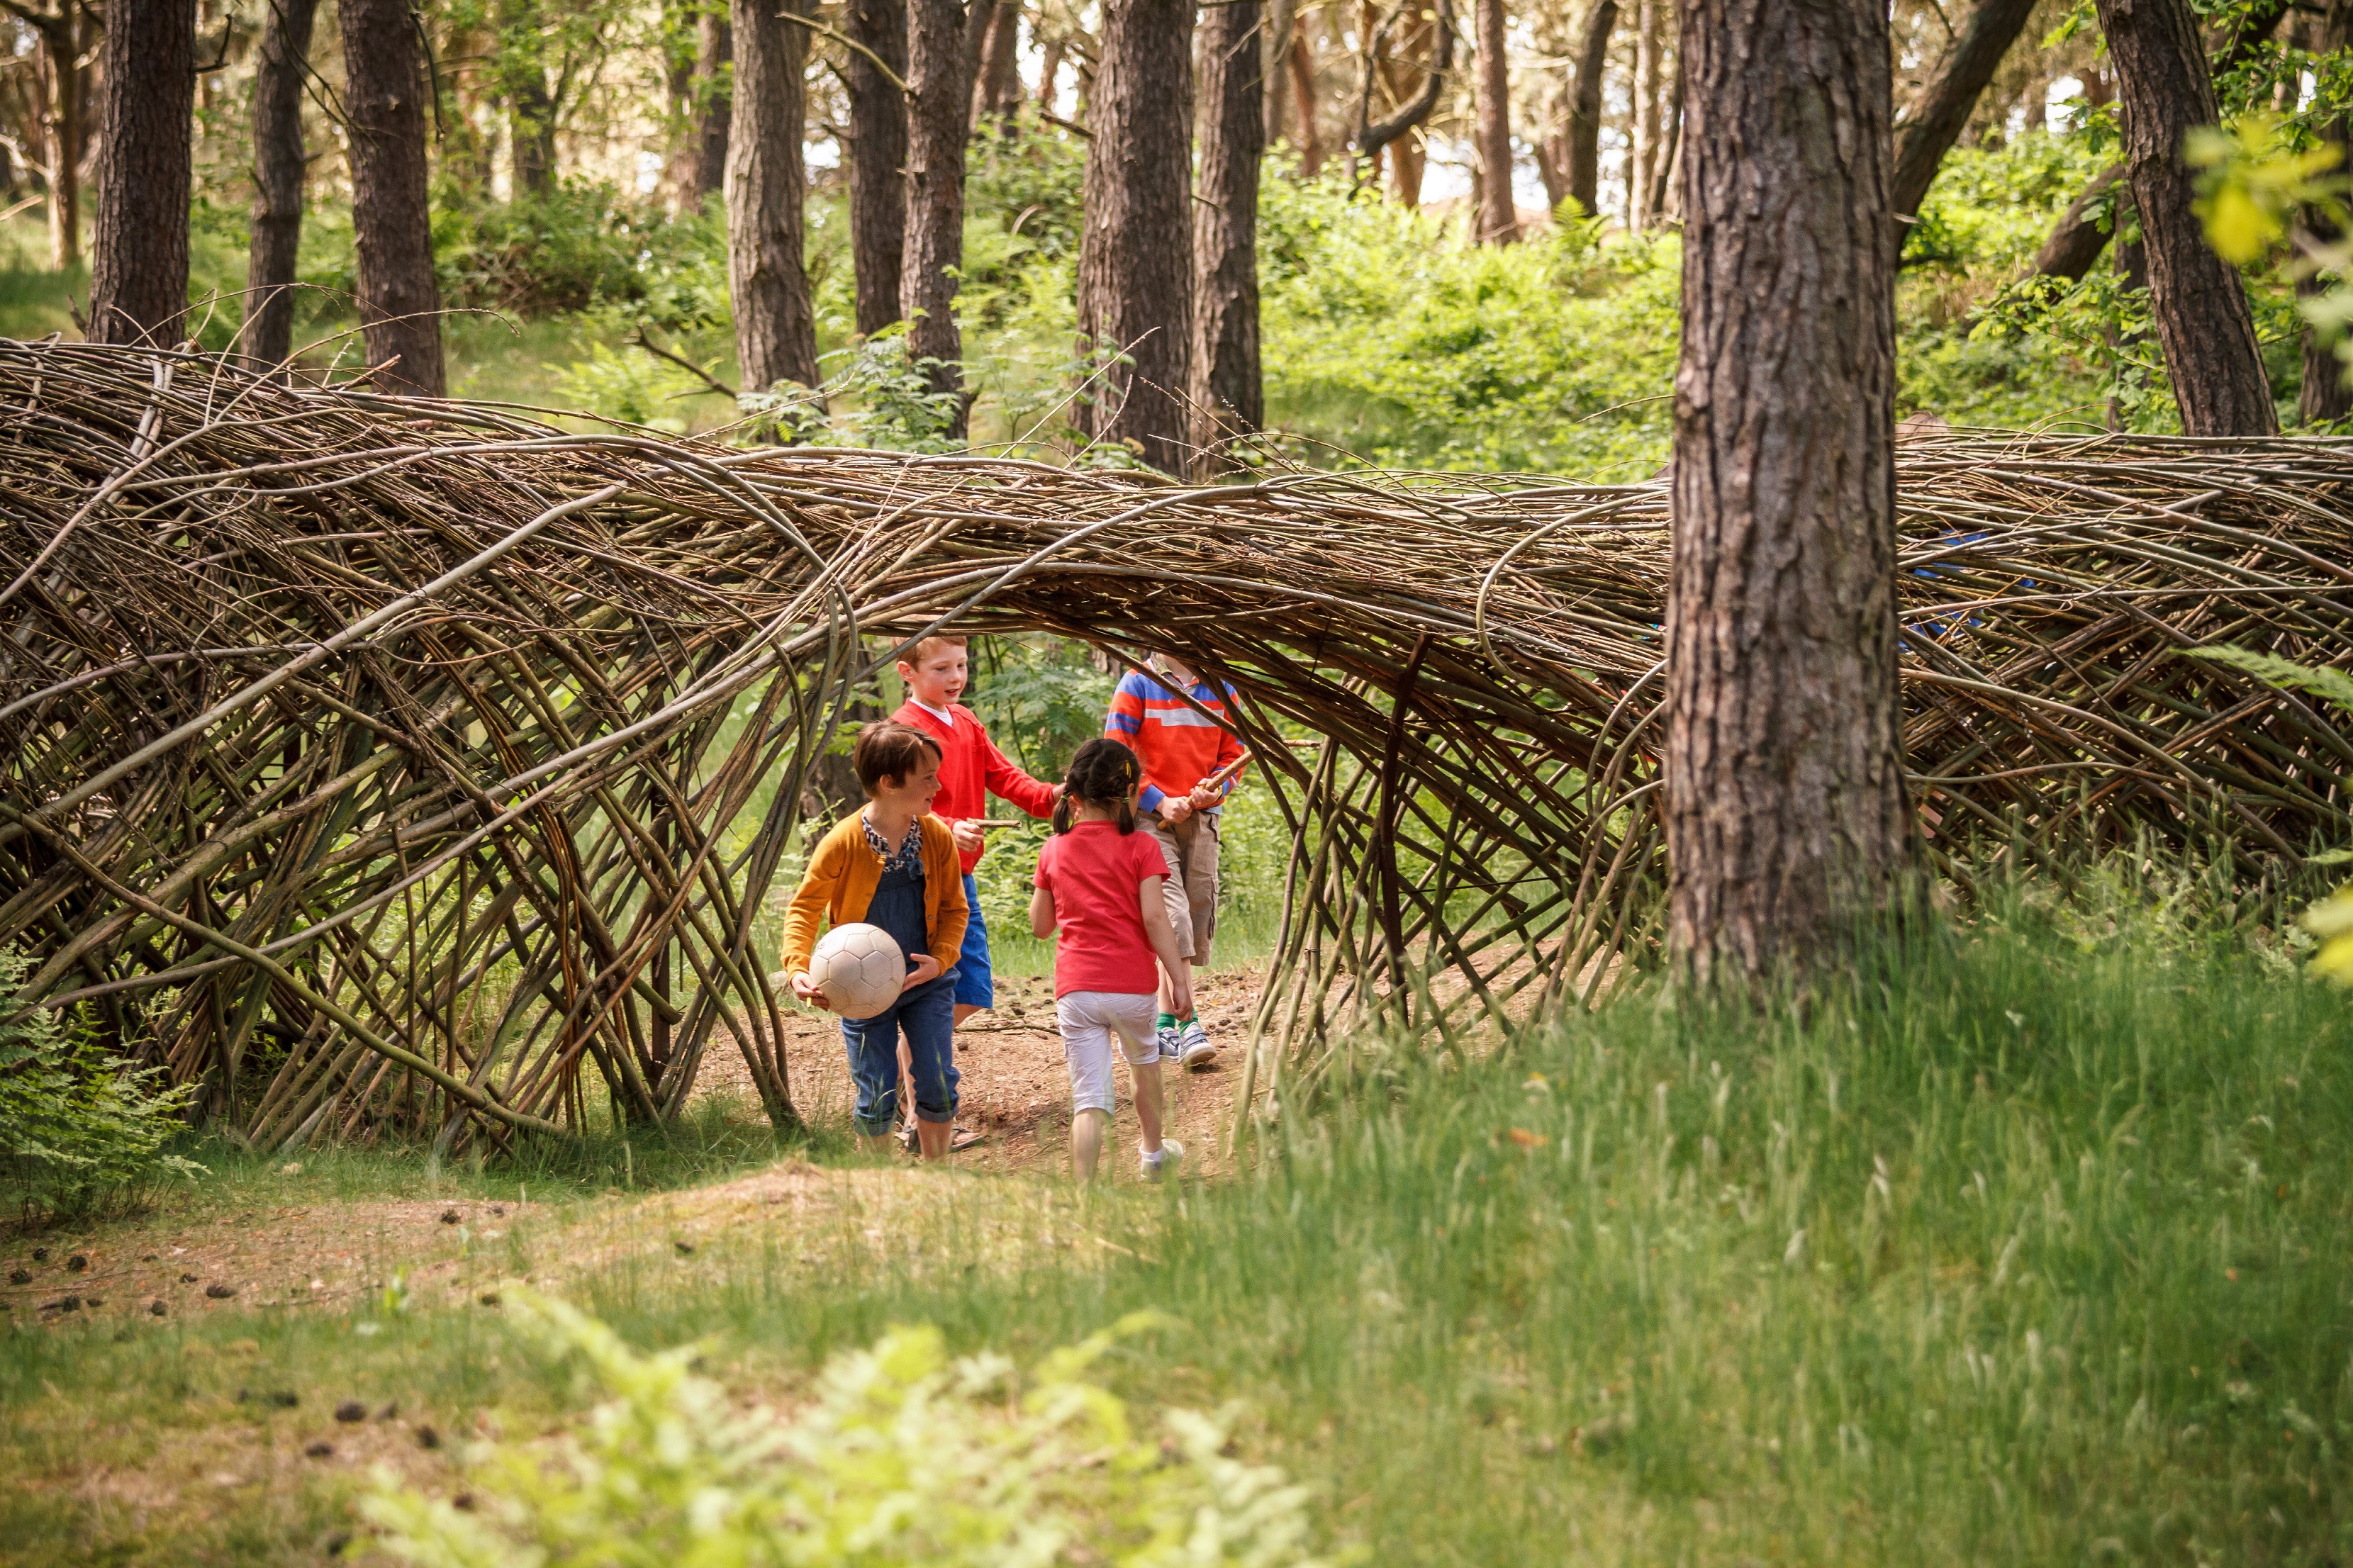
[891,700,1058,872]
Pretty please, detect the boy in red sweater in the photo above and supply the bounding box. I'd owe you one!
[1104,652,1247,1070]
[890,634,1061,1026]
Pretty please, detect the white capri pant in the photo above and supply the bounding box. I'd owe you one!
[1056,990,1165,1115]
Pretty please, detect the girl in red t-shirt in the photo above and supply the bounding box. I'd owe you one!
[1029,739,1195,1181]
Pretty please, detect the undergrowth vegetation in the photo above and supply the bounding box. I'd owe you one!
[4,123,2261,469]
[4,875,2350,1564]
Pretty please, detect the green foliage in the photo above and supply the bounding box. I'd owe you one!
[0,951,203,1216]
[1256,174,1677,475]
[434,184,733,327]
[360,1291,1343,1567]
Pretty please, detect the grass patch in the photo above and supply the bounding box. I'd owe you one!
[6,903,2352,1564]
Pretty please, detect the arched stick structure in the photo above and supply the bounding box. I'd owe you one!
[2,341,2349,1150]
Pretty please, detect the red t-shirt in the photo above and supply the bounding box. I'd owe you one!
[1032,822,1168,997]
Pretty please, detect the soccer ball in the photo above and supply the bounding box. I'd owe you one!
[809,922,907,1020]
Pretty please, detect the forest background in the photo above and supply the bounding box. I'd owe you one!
[0,0,2330,478]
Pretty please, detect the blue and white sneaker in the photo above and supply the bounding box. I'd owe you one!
[1178,1019,1218,1070]
[1142,1138,1185,1182]
[1154,1021,1184,1063]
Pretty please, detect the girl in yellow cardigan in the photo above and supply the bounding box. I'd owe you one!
[780,722,969,1159]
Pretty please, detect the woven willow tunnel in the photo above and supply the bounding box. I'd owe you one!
[2,341,2349,1148]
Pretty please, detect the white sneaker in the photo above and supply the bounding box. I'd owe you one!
[1178,1020,1218,1070]
[1142,1138,1185,1182]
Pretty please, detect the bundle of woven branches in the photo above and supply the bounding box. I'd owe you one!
[1,340,2347,1148]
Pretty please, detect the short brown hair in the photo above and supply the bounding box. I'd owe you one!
[901,633,967,664]
[853,721,942,794]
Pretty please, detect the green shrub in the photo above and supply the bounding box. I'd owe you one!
[361,1290,1346,1567]
[0,951,203,1216]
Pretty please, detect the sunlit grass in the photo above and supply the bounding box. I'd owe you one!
[7,893,2349,1564]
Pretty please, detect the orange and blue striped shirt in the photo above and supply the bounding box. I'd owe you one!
[1104,671,1247,815]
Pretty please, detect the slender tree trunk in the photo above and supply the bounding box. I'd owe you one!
[1565,0,1616,218]
[1192,0,1263,467]
[1289,11,1324,173]
[340,0,447,396]
[845,0,907,336]
[1263,0,1295,144]
[38,11,86,271]
[2095,0,2278,436]
[963,0,997,116]
[1473,0,1516,242]
[1038,35,1066,107]
[510,77,557,194]
[2300,0,2352,424]
[1076,0,1193,474]
[1648,45,1682,223]
[903,0,970,424]
[247,0,320,370]
[973,0,1022,127]
[1380,5,1431,205]
[89,0,194,346]
[1629,0,1662,227]
[1534,103,1569,209]
[1667,0,1914,989]
[687,10,734,206]
[728,0,820,394]
[1888,0,2038,218]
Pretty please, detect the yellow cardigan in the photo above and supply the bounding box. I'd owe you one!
[778,811,970,978]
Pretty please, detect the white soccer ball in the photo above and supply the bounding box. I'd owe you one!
[809,922,907,1020]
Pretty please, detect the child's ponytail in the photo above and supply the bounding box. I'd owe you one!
[1056,738,1144,834]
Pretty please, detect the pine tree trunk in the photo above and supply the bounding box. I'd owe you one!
[1628,0,1662,228]
[38,11,87,271]
[1191,0,1263,467]
[510,79,557,194]
[1888,0,2040,218]
[727,0,820,395]
[340,0,446,396]
[1263,0,1295,144]
[1077,0,1193,474]
[1645,21,1680,221]
[1565,0,1616,218]
[1667,0,1915,990]
[688,11,734,205]
[247,0,320,371]
[89,0,194,346]
[2095,0,2278,435]
[1473,0,1516,242]
[2299,0,2351,424]
[1380,6,1431,206]
[1289,12,1323,174]
[973,0,1022,127]
[902,0,970,423]
[845,0,907,336]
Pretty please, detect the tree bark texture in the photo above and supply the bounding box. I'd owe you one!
[1629,0,1663,227]
[963,0,998,112]
[1191,0,1264,466]
[903,0,971,423]
[685,11,733,206]
[1666,0,1914,989]
[2299,0,2352,424]
[340,0,447,396]
[90,0,194,347]
[845,0,908,337]
[1289,11,1324,174]
[727,0,820,393]
[973,0,1022,125]
[1263,0,1295,144]
[1077,0,1194,474]
[1565,0,1616,217]
[1888,0,2038,219]
[1473,0,1515,242]
[2094,0,2278,436]
[247,0,320,370]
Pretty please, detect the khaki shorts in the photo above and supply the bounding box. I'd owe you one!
[1144,812,1219,963]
